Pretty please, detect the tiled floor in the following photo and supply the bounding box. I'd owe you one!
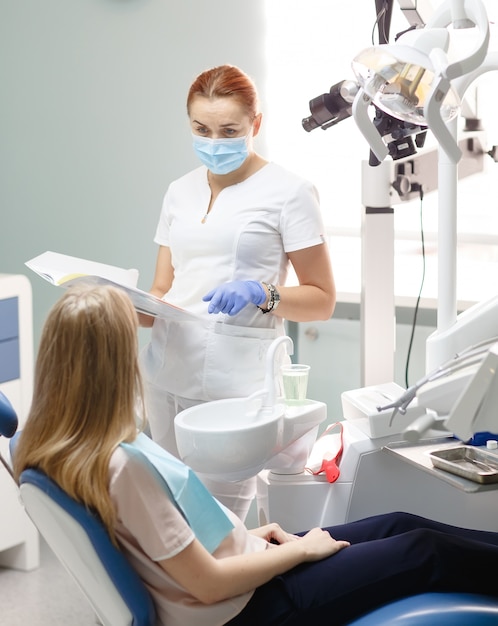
[0,537,96,625]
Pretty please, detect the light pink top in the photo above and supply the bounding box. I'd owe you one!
[108,447,267,626]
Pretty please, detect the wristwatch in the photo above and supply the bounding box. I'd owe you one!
[259,282,280,314]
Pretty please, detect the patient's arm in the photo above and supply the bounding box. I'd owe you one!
[158,529,349,605]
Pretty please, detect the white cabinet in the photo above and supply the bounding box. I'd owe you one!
[0,274,39,570]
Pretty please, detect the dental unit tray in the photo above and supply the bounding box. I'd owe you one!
[429,446,498,484]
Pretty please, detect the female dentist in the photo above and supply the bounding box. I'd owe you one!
[140,64,335,520]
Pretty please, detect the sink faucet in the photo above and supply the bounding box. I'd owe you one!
[261,336,294,410]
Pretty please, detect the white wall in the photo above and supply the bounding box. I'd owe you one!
[0,0,267,348]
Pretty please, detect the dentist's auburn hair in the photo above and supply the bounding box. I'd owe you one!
[13,283,146,541]
[187,64,260,119]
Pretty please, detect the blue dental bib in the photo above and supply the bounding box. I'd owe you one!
[120,433,234,553]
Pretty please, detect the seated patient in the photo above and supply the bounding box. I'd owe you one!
[13,284,498,626]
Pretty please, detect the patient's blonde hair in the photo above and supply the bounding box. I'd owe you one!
[13,283,146,540]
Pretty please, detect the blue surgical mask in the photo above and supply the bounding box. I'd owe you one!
[192,133,249,175]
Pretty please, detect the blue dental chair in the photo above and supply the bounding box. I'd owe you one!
[0,391,156,626]
[2,391,498,626]
[348,592,498,625]
[18,468,157,626]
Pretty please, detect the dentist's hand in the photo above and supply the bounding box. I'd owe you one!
[203,280,266,315]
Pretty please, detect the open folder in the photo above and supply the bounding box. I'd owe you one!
[25,251,199,322]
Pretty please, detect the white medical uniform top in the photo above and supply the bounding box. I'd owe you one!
[141,162,326,401]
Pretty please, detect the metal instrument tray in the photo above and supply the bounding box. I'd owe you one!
[429,446,498,484]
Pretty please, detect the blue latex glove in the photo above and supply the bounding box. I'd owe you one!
[203,280,266,315]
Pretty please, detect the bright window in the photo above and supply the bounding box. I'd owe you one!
[264,0,498,240]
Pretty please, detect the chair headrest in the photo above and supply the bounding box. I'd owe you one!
[0,391,18,438]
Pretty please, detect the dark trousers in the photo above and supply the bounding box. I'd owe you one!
[226,511,498,625]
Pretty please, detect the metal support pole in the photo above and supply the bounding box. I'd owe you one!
[361,159,396,386]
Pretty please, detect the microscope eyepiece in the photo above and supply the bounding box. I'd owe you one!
[302,80,356,132]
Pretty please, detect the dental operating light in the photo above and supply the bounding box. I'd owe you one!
[352,0,490,163]
[352,28,460,126]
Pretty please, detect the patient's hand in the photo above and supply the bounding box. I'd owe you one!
[250,524,350,560]
[298,527,350,561]
[249,523,299,545]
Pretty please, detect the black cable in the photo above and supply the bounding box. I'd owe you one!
[372,1,391,45]
[372,6,386,44]
[405,185,425,388]
[371,6,387,46]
